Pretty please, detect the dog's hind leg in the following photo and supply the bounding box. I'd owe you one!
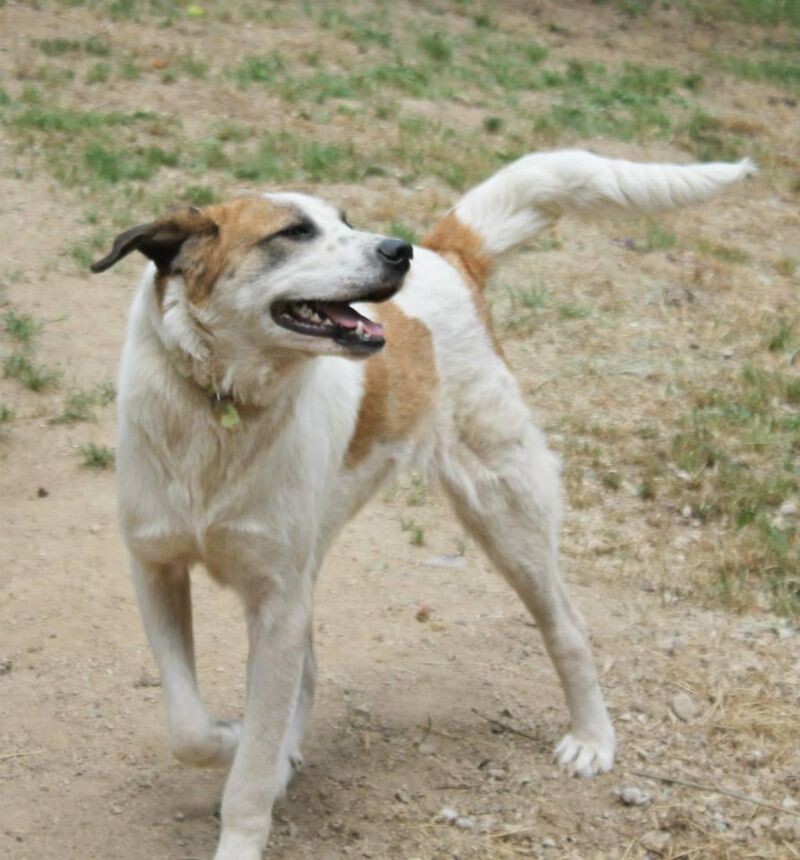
[131,556,241,768]
[437,408,614,778]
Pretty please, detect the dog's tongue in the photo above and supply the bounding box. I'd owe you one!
[317,301,384,337]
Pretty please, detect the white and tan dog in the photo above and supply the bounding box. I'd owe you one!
[92,149,753,859]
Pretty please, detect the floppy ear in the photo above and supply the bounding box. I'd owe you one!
[90,207,218,274]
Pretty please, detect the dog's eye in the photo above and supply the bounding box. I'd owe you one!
[278,222,315,241]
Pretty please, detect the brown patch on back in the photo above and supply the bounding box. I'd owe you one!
[170,197,295,305]
[423,212,493,287]
[345,303,437,468]
[423,213,505,360]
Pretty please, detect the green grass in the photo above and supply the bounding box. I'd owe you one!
[0,404,12,424]
[668,363,799,614]
[635,221,678,254]
[78,442,115,469]
[3,351,61,392]
[34,36,111,58]
[716,55,800,90]
[695,238,751,265]
[3,310,40,345]
[51,382,115,425]
[400,517,426,547]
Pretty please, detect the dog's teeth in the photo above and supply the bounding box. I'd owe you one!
[323,318,334,327]
[355,320,365,337]
[310,312,323,324]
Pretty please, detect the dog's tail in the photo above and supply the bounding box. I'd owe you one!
[423,149,755,285]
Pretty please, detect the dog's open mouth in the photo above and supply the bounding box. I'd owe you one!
[271,284,399,353]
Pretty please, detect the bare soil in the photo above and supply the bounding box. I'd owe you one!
[1,2,798,859]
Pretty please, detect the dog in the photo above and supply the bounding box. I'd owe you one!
[92,149,753,859]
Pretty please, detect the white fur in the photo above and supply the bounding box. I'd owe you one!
[456,148,756,255]
[112,149,751,859]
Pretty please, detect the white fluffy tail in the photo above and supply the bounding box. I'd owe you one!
[453,149,755,257]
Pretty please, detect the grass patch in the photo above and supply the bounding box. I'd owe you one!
[34,36,111,58]
[51,382,115,425]
[78,443,115,470]
[0,404,12,424]
[3,309,40,345]
[3,351,61,392]
[400,517,426,547]
[695,238,751,265]
[635,221,678,253]
[668,364,799,614]
[716,55,800,90]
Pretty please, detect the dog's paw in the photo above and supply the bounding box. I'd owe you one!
[274,749,304,798]
[554,729,615,778]
[172,718,242,769]
[214,829,265,860]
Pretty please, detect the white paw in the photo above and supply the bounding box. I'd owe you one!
[274,749,304,798]
[214,829,265,860]
[554,729,615,778]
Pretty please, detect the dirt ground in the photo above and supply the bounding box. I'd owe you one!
[1,2,799,859]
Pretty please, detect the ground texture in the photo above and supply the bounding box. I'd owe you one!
[0,1,798,858]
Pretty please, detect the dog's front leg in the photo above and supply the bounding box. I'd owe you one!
[214,580,311,860]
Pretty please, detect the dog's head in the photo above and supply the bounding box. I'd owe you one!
[92,193,413,358]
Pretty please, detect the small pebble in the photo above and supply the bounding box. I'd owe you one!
[670,691,698,722]
[415,605,431,622]
[436,807,459,823]
[37,487,49,498]
[455,817,474,830]
[613,785,650,807]
[641,831,670,853]
[173,811,185,821]
[542,838,557,848]
[0,658,11,676]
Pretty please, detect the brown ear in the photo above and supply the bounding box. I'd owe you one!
[90,207,218,274]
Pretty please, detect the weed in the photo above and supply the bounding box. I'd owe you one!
[35,36,111,58]
[182,184,219,206]
[602,471,622,490]
[401,518,426,547]
[386,221,417,245]
[558,303,590,320]
[3,351,61,392]
[636,221,677,253]
[406,474,428,507]
[79,443,115,469]
[775,258,797,278]
[3,310,39,345]
[766,319,797,353]
[668,364,799,614]
[418,32,453,63]
[51,382,115,425]
[0,404,12,424]
[82,143,179,184]
[682,112,743,162]
[86,62,112,84]
[695,239,751,265]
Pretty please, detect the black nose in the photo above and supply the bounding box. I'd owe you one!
[377,238,414,267]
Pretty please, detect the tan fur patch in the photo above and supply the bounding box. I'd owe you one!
[423,213,505,360]
[423,212,493,286]
[345,303,437,468]
[159,197,295,305]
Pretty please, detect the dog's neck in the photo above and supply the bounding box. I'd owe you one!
[141,273,312,422]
